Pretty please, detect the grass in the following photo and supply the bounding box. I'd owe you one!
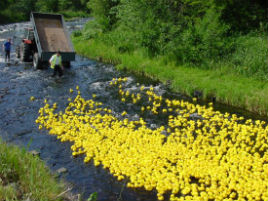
[72,36,268,116]
[0,138,66,201]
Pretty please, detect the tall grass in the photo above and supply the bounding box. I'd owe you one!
[73,36,268,116]
[228,33,268,80]
[0,139,65,201]
[82,15,268,81]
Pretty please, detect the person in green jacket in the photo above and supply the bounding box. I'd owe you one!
[49,51,64,77]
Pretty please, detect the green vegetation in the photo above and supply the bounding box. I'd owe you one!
[0,138,66,201]
[73,37,268,116]
[0,0,91,24]
[72,0,268,115]
[60,10,90,21]
[82,0,268,80]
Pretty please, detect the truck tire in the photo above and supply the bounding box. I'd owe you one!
[16,46,21,58]
[20,43,31,62]
[33,53,42,70]
[63,61,71,68]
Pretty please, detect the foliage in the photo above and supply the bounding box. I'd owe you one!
[87,192,98,201]
[164,7,230,65]
[215,0,268,32]
[229,32,268,79]
[35,0,60,12]
[79,0,268,80]
[9,0,36,19]
[73,37,268,115]
[87,0,120,31]
[0,139,65,201]
[81,20,103,40]
[0,0,90,24]
[61,10,90,20]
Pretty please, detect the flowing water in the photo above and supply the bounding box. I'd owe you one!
[0,19,266,201]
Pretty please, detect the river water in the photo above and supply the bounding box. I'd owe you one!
[0,19,266,201]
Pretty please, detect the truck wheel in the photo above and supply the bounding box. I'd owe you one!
[63,61,71,68]
[33,53,42,70]
[16,46,21,58]
[20,43,31,62]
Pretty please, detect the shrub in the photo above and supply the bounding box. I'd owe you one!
[229,33,268,79]
[87,0,120,31]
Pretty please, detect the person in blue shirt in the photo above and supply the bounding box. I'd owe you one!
[2,38,11,62]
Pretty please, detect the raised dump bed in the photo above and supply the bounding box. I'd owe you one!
[31,12,75,68]
[17,12,75,69]
[34,17,72,52]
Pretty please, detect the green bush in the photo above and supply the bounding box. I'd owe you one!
[84,0,268,80]
[81,20,103,40]
[216,0,268,32]
[61,10,90,20]
[87,0,120,31]
[164,7,230,65]
[229,33,268,79]
[0,9,25,24]
[35,0,59,12]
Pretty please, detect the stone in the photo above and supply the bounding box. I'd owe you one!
[193,90,203,98]
[132,114,139,121]
[166,80,172,87]
[161,130,168,136]
[189,113,203,120]
[30,150,40,156]
[150,124,157,129]
[56,167,68,174]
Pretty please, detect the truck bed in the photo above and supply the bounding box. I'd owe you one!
[35,17,72,52]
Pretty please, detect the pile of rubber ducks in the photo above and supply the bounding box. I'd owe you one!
[36,77,268,201]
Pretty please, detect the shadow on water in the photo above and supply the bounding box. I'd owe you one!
[0,19,266,201]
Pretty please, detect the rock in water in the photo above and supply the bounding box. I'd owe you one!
[30,150,40,156]
[56,167,68,174]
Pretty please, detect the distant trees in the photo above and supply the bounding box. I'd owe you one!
[215,0,268,32]
[0,0,90,24]
[36,0,89,12]
[87,0,120,31]
[2,0,267,32]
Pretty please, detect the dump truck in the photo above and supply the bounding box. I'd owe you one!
[16,12,75,69]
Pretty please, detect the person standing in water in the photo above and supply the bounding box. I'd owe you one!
[49,51,64,77]
[2,38,12,62]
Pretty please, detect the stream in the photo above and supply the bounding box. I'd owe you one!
[0,19,266,201]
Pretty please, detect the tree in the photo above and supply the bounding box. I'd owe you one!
[87,0,120,31]
[215,0,268,32]
[10,0,36,18]
[36,0,59,12]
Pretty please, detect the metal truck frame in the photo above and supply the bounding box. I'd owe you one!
[16,12,75,69]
